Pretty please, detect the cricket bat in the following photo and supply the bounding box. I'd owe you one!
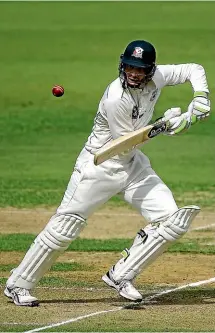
[94,121,167,165]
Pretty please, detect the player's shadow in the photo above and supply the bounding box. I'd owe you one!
[40,296,124,304]
[40,288,215,306]
[142,288,215,306]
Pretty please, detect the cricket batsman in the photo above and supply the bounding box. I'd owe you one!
[4,40,210,306]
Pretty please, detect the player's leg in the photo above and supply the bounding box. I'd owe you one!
[103,161,200,301]
[4,213,87,306]
[5,149,127,306]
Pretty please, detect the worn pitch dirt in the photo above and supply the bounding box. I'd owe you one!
[0,206,215,238]
[1,206,215,331]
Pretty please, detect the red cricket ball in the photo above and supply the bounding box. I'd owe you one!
[52,85,64,97]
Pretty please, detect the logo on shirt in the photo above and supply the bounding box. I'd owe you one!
[150,88,158,101]
[132,106,139,119]
[132,47,144,59]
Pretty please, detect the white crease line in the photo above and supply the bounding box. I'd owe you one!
[23,308,123,333]
[144,276,215,302]
[6,331,204,333]
[2,322,45,326]
[190,223,215,231]
[0,285,167,293]
[35,286,113,291]
[0,285,106,291]
[22,276,215,333]
[95,213,214,219]
[0,210,139,217]
[0,209,214,218]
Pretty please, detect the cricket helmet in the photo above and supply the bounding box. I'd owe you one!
[119,40,156,87]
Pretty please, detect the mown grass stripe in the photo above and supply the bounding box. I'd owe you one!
[0,234,132,252]
[0,262,93,272]
[0,234,215,254]
[0,277,97,288]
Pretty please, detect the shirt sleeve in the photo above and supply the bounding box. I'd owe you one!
[103,98,134,139]
[157,64,209,93]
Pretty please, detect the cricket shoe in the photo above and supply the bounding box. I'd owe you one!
[102,269,142,302]
[4,286,39,307]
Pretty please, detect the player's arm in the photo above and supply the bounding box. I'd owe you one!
[158,63,209,92]
[104,98,134,139]
[157,64,210,133]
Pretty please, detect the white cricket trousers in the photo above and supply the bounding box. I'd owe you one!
[57,148,178,222]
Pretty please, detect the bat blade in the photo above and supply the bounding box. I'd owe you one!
[94,121,167,165]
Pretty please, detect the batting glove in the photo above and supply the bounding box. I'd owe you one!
[191,91,210,124]
[156,107,192,136]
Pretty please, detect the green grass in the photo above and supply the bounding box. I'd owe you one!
[0,276,91,288]
[0,326,37,333]
[0,234,133,252]
[0,262,93,272]
[1,285,215,332]
[1,234,215,254]
[0,2,214,208]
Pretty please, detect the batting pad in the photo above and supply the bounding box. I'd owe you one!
[6,214,86,290]
[112,206,200,282]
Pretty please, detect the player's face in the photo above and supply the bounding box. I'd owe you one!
[124,65,146,87]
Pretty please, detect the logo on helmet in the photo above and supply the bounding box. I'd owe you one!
[131,47,144,59]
